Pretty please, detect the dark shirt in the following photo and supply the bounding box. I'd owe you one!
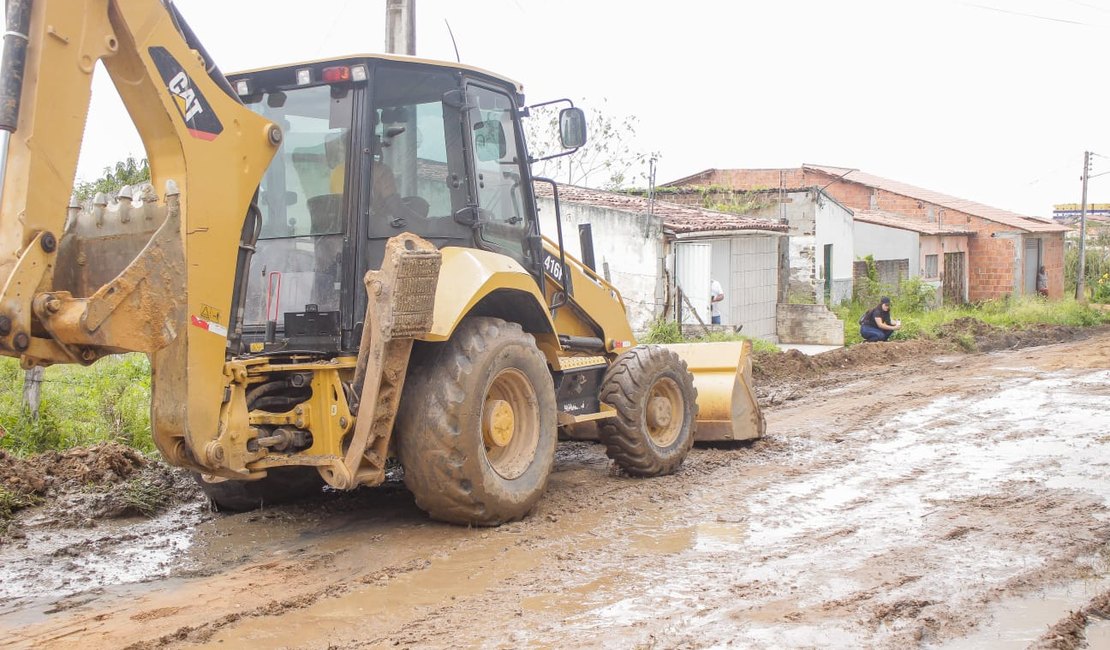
[861,306,892,329]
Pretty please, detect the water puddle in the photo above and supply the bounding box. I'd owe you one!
[1087,616,1110,647]
[0,502,204,606]
[550,367,1110,645]
[941,572,1110,649]
[206,522,559,646]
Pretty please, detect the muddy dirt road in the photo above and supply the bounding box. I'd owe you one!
[2,332,1110,649]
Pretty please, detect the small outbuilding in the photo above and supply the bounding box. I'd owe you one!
[533,184,788,340]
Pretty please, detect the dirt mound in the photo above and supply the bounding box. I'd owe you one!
[936,319,1084,352]
[0,442,148,498]
[754,322,1094,385]
[0,443,205,538]
[31,462,202,529]
[936,316,1001,339]
[753,339,948,382]
[750,323,1098,408]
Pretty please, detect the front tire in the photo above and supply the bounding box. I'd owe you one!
[598,345,697,477]
[192,466,325,512]
[396,317,557,526]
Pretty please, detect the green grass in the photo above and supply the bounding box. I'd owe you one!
[0,354,152,457]
[834,295,1110,346]
[117,476,172,517]
[0,486,40,533]
[639,319,781,353]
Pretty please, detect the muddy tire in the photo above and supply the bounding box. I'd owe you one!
[396,317,557,526]
[192,466,325,512]
[598,345,697,477]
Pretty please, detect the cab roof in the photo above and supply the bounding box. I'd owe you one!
[229,53,523,92]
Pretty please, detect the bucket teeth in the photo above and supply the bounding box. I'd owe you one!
[55,182,171,298]
[70,182,164,232]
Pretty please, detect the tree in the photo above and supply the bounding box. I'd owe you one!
[73,156,151,201]
[523,99,656,191]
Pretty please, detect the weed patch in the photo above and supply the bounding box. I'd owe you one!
[640,319,780,352]
[0,486,40,533]
[835,293,1110,348]
[0,354,152,456]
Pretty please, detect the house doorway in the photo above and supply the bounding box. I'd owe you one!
[943,252,966,304]
[674,242,712,325]
[823,244,833,304]
[1023,238,1042,295]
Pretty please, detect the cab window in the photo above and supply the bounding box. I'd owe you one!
[467,85,531,264]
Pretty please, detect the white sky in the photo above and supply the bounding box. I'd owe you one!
[10,0,1110,217]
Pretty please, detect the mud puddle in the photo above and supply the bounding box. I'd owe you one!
[504,363,1110,647]
[0,501,205,600]
[942,569,1110,649]
[2,333,1109,648]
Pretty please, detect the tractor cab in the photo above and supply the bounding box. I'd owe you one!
[226,55,581,356]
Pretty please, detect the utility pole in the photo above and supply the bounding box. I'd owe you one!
[385,0,416,55]
[1076,151,1091,302]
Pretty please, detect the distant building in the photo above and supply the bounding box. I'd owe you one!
[666,165,1069,301]
[532,183,789,340]
[1053,203,1110,225]
[636,187,855,306]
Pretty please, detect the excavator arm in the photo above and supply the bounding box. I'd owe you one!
[0,0,278,468]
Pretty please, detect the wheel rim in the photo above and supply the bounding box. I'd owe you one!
[482,368,540,480]
[645,376,684,447]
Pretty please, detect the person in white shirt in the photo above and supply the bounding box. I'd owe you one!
[710,279,724,325]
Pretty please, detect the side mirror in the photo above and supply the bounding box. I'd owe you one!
[559,107,587,149]
[474,119,508,161]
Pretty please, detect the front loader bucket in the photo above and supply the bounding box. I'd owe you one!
[661,340,765,442]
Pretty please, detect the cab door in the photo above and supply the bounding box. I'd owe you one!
[463,82,537,271]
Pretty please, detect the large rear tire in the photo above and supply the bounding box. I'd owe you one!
[598,345,697,477]
[396,317,557,526]
[193,466,326,512]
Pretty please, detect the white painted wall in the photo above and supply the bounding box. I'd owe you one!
[815,196,856,305]
[673,232,781,340]
[749,191,816,302]
[749,189,852,305]
[536,197,664,330]
[675,241,713,324]
[729,234,780,339]
[853,221,920,276]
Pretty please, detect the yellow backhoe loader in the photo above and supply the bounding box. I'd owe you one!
[0,0,763,525]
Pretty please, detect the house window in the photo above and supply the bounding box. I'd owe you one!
[924,254,939,278]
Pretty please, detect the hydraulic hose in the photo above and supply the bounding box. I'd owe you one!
[0,0,33,203]
[0,0,32,132]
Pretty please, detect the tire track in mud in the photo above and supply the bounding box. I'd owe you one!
[3,333,1110,649]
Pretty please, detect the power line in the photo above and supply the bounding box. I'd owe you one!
[1024,155,1082,186]
[957,1,1104,27]
[1063,0,1110,15]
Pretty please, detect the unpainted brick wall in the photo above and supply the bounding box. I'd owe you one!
[967,235,1015,301]
[852,259,908,298]
[776,303,845,345]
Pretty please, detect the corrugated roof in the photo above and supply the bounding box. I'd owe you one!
[804,164,1068,233]
[854,210,974,235]
[532,183,787,234]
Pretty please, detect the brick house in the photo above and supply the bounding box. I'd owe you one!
[854,210,973,303]
[666,165,1070,301]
